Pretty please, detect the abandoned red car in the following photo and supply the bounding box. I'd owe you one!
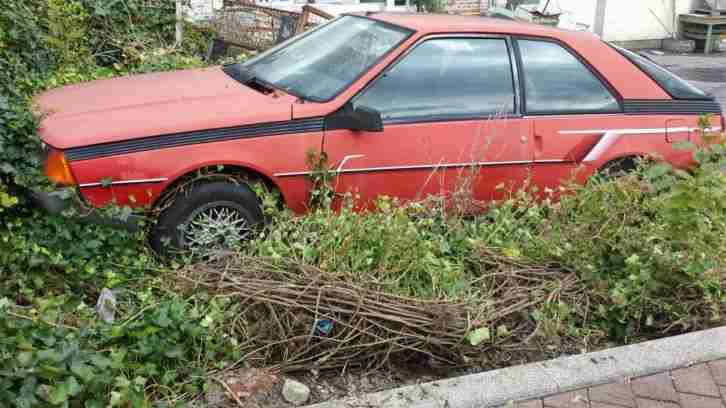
[34,13,723,253]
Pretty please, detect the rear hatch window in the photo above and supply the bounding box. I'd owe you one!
[612,45,711,100]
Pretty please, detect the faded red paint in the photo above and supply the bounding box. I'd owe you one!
[34,13,722,214]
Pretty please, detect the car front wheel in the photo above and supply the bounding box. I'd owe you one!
[150,181,263,256]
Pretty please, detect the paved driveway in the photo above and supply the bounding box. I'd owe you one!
[516,360,726,407]
[647,52,726,115]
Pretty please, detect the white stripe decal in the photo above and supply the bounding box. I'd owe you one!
[274,159,565,177]
[275,126,725,176]
[561,127,722,163]
[582,131,619,163]
[79,177,168,188]
[559,126,721,135]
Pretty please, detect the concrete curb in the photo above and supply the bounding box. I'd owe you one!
[305,326,726,408]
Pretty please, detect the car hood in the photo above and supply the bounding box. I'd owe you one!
[35,67,296,150]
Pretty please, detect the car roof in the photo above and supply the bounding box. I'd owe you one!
[347,12,672,100]
[361,12,582,38]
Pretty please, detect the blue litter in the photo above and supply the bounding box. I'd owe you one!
[314,319,334,336]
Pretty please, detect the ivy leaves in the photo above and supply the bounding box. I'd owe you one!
[0,292,232,407]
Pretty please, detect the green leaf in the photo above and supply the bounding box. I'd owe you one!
[466,327,491,346]
[646,163,671,179]
[89,355,111,369]
[154,308,171,328]
[65,376,82,397]
[625,254,640,266]
[163,347,183,359]
[0,162,16,175]
[71,360,94,382]
[109,391,123,407]
[17,351,33,366]
[0,192,18,208]
[37,349,62,363]
[36,385,51,403]
[46,382,70,405]
[84,400,104,408]
[502,247,521,259]
[38,365,64,380]
[109,350,127,370]
[115,375,131,389]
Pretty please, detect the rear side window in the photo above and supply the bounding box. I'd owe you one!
[612,45,709,100]
[354,37,516,121]
[517,39,620,114]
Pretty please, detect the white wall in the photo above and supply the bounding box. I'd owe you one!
[545,0,598,31]
[552,0,699,42]
[603,0,679,41]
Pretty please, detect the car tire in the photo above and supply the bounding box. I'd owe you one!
[150,181,263,256]
[599,157,638,180]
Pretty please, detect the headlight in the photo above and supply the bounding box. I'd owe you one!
[44,148,76,186]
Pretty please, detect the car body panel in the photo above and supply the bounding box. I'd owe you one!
[72,130,324,212]
[36,67,297,149]
[320,118,533,208]
[33,13,723,217]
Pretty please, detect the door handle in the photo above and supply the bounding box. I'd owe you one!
[534,134,543,154]
[520,135,528,144]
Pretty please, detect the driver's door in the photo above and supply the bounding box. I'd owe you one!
[323,36,532,208]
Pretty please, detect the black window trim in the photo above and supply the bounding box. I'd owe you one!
[607,43,715,101]
[512,35,625,117]
[347,32,523,126]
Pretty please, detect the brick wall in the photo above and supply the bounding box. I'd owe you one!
[202,0,490,49]
[445,0,488,15]
[209,3,302,49]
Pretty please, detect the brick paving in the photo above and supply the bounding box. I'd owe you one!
[514,359,726,408]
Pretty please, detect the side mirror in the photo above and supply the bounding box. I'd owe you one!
[324,103,383,132]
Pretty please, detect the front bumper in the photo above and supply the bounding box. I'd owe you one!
[29,189,144,232]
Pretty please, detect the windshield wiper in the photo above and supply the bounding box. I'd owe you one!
[222,64,279,95]
[222,63,255,84]
[222,64,303,99]
[222,63,313,101]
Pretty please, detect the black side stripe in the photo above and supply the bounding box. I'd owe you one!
[65,117,325,162]
[624,100,722,115]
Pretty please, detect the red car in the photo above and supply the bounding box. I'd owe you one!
[34,13,723,253]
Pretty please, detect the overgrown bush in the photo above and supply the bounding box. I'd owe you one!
[0,287,238,407]
[251,139,726,343]
[1,1,725,405]
[0,0,210,303]
[1,4,221,404]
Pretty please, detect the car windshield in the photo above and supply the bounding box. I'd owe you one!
[237,15,412,102]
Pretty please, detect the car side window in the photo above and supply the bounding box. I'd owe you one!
[612,44,709,100]
[517,39,620,114]
[354,38,516,121]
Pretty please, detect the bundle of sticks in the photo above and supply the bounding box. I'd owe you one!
[175,253,580,372]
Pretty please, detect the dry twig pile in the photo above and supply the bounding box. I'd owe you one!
[175,253,586,372]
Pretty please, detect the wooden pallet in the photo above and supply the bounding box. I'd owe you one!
[694,8,726,16]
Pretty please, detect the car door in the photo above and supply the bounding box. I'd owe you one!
[323,35,532,209]
[513,38,623,191]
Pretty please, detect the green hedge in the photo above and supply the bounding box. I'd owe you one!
[1,2,724,405]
